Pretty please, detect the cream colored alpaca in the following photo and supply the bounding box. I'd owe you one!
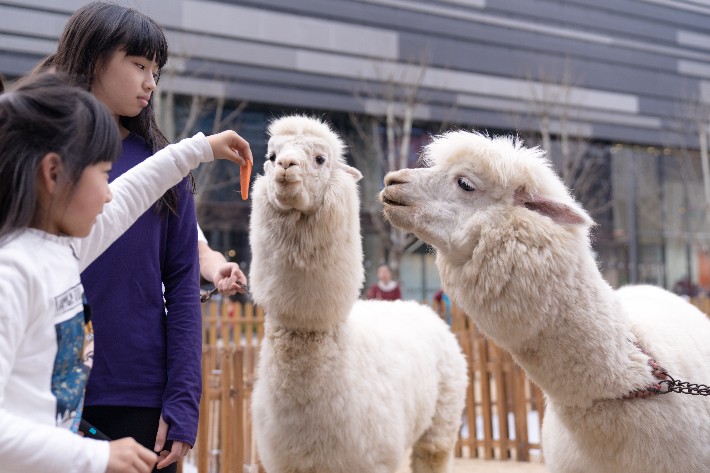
[380,130,710,473]
[249,116,467,473]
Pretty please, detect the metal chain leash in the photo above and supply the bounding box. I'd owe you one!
[624,341,710,398]
[200,281,250,303]
[658,375,710,396]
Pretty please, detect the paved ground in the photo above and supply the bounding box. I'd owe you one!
[397,458,549,473]
[451,459,548,473]
[186,457,549,473]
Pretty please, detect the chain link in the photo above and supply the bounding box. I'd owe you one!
[628,342,710,398]
[658,375,710,396]
[200,281,250,303]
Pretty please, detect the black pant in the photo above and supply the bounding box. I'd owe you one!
[82,405,178,473]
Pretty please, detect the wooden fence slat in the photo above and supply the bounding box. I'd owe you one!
[246,346,260,469]
[246,303,255,347]
[491,343,510,459]
[512,366,530,461]
[196,347,210,472]
[477,335,495,459]
[232,348,245,469]
[456,331,476,458]
[232,302,244,346]
[220,349,233,471]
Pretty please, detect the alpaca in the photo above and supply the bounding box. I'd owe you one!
[379,130,710,473]
[249,115,468,473]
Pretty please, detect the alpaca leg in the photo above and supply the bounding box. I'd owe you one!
[409,412,459,473]
[410,441,453,473]
[411,354,466,473]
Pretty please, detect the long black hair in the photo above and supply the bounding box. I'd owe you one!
[40,1,185,213]
[0,73,121,241]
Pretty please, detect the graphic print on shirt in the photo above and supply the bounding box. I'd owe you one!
[51,283,91,433]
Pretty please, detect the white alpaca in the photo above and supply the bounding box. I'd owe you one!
[249,115,468,473]
[380,130,710,473]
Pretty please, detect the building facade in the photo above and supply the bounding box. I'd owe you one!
[3,0,710,300]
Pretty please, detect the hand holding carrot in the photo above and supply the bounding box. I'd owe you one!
[206,130,253,200]
[206,130,253,168]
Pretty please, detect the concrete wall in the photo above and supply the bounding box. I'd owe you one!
[3,0,710,147]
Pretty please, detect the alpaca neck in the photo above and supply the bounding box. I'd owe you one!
[250,184,364,332]
[508,269,648,407]
[440,226,653,407]
[264,320,340,349]
[262,321,348,396]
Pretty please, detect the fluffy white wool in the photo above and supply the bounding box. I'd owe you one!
[380,130,710,473]
[249,115,468,473]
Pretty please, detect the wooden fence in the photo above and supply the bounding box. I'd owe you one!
[448,304,544,461]
[183,298,545,472]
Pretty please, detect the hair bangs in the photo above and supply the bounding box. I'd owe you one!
[120,11,168,69]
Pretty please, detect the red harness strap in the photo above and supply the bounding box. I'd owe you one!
[621,342,670,400]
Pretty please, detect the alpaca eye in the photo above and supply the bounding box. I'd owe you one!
[458,178,475,192]
[267,153,276,162]
[315,155,326,165]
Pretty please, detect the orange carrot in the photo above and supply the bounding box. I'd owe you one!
[240,159,252,200]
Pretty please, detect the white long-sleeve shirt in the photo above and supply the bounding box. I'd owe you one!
[0,133,212,473]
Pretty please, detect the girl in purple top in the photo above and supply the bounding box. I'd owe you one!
[39,3,253,471]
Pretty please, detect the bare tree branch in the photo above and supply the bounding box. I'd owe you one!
[345,54,444,278]
[513,62,612,222]
[155,60,249,220]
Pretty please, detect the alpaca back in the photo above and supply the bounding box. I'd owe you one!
[619,285,710,383]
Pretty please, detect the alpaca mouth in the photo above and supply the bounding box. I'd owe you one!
[382,197,406,207]
[275,174,302,185]
[380,188,408,207]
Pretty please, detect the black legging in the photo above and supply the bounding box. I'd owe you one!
[82,405,178,473]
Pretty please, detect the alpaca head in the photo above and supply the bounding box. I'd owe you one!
[380,131,596,347]
[261,115,362,213]
[380,130,593,263]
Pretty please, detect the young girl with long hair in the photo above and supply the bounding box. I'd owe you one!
[42,3,253,470]
[0,73,248,472]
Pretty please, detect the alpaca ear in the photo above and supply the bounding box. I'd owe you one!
[340,163,363,182]
[514,188,593,226]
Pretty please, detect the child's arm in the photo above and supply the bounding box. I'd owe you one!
[77,131,251,269]
[0,411,155,473]
[0,260,110,472]
[0,411,110,472]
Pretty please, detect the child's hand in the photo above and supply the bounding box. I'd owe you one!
[207,130,253,167]
[212,262,248,296]
[106,437,157,473]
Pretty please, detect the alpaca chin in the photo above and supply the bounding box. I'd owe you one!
[381,205,411,231]
[271,184,309,211]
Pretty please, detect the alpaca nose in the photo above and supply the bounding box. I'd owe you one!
[276,154,299,169]
[384,170,408,186]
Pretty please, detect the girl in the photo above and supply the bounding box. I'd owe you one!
[43,3,244,470]
[0,74,249,472]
